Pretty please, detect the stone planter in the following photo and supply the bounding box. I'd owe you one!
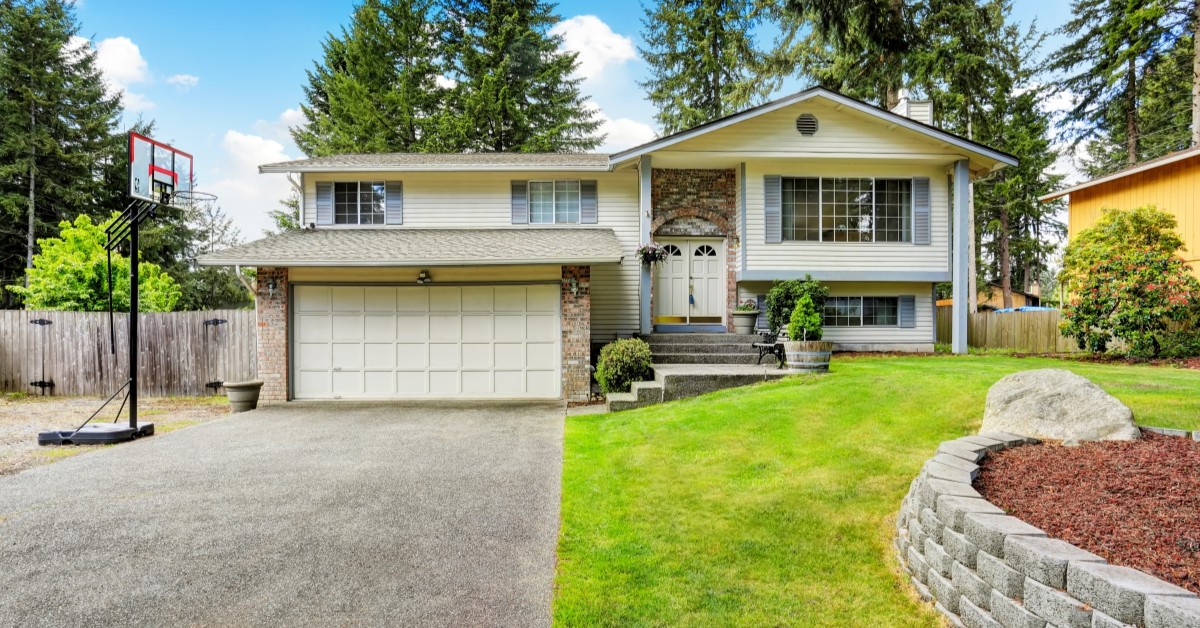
[783,340,833,373]
[732,311,758,334]
[224,380,264,413]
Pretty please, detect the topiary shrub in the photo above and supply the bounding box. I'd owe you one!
[765,275,829,333]
[595,338,653,393]
[787,294,823,341]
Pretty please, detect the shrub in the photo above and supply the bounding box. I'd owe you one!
[595,338,653,393]
[765,276,829,333]
[787,294,823,341]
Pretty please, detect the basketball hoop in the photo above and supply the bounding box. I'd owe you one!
[169,189,219,208]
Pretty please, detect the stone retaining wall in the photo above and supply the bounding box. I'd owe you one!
[896,432,1200,628]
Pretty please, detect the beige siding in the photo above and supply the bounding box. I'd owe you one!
[301,170,641,341]
[742,160,951,274]
[738,281,935,348]
[664,100,949,155]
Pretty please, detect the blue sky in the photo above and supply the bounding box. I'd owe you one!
[70,0,1074,238]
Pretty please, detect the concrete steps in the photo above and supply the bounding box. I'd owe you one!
[644,333,772,367]
[604,363,787,412]
[605,379,665,412]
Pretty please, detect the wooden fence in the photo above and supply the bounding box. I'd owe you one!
[936,307,1081,353]
[0,310,257,397]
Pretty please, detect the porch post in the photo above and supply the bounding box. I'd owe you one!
[952,159,970,355]
[639,155,652,335]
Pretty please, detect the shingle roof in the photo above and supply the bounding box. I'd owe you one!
[1039,144,1200,201]
[196,228,626,267]
[259,153,612,173]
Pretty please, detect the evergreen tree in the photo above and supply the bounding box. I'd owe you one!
[0,0,122,288]
[293,0,449,156]
[268,190,302,234]
[639,0,771,134]
[175,199,251,310]
[439,0,602,152]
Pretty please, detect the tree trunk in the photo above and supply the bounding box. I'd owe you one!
[26,104,36,281]
[999,205,1012,309]
[1193,0,1200,145]
[1126,56,1138,165]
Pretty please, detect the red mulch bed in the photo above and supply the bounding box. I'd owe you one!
[976,432,1200,594]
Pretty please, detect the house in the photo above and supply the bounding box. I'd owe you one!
[198,87,1016,403]
[1040,145,1200,279]
[936,282,1042,311]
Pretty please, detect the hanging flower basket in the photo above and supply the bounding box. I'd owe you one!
[637,242,669,266]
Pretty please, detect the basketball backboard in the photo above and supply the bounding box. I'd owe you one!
[129,132,192,204]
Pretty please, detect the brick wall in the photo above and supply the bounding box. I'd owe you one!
[650,168,739,331]
[255,267,289,403]
[561,265,591,403]
[897,434,1200,627]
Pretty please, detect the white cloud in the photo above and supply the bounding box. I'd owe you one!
[253,108,307,144]
[434,75,457,89]
[210,131,294,237]
[551,15,637,79]
[589,105,656,152]
[166,74,199,91]
[67,35,156,111]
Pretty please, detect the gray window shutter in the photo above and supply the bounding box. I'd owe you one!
[764,175,782,243]
[898,295,917,328]
[511,180,528,224]
[385,181,403,225]
[755,295,767,331]
[912,177,931,245]
[580,180,598,224]
[316,182,333,226]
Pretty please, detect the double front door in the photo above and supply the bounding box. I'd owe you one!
[653,238,725,325]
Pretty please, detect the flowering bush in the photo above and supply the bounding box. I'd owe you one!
[735,299,759,312]
[636,242,668,266]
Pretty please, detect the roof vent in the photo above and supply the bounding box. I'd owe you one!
[796,113,818,136]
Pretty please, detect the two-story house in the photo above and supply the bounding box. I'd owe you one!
[199,87,1016,403]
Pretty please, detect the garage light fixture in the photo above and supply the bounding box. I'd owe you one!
[266,279,277,298]
[564,277,579,296]
[416,270,432,285]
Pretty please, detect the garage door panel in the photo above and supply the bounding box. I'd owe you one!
[429,287,461,312]
[397,344,428,369]
[332,315,364,341]
[396,315,428,340]
[462,286,493,312]
[364,344,395,369]
[294,284,560,399]
[330,287,364,311]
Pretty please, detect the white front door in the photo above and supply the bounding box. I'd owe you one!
[653,238,725,325]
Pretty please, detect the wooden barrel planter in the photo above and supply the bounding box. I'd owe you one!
[783,341,833,373]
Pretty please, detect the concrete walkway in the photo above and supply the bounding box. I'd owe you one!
[0,401,565,627]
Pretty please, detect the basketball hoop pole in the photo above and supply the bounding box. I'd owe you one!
[128,208,139,430]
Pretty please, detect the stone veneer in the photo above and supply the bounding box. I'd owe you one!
[561,265,591,403]
[650,168,739,331]
[255,267,289,404]
[897,434,1200,628]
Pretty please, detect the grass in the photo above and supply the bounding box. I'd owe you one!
[552,355,1200,627]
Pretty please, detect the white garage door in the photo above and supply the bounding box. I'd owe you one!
[293,284,561,399]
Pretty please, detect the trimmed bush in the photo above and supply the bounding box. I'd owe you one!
[788,294,823,341]
[765,276,829,333]
[595,338,654,393]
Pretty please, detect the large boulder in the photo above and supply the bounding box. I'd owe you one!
[980,369,1140,442]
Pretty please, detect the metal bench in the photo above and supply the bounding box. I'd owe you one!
[752,311,788,368]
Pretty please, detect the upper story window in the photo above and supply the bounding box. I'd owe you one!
[529,180,581,224]
[335,181,385,225]
[782,177,912,243]
[824,297,900,326]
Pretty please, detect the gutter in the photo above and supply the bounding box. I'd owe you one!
[260,164,614,174]
[198,256,626,268]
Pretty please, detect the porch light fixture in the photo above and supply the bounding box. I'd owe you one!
[564,277,579,296]
[416,269,432,285]
[266,279,277,298]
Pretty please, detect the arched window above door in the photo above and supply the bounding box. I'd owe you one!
[694,244,717,257]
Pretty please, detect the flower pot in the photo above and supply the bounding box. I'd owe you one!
[783,341,833,374]
[732,311,759,334]
[224,380,264,413]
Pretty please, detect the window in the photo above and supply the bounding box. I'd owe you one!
[334,181,385,225]
[529,180,581,224]
[781,177,913,243]
[824,297,900,326]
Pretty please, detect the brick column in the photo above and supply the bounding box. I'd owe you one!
[561,265,591,403]
[255,267,289,403]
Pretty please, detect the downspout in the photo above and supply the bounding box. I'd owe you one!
[287,171,303,226]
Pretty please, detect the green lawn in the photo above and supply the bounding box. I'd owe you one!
[553,355,1200,627]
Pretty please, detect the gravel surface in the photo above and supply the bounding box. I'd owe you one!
[977,432,1200,594]
[0,394,228,476]
[0,400,564,627]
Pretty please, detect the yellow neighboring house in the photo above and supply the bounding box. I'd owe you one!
[1041,146,1200,278]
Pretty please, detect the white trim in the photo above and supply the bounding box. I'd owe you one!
[609,88,1017,168]
[198,256,623,268]
[1038,145,1200,201]
[261,164,612,174]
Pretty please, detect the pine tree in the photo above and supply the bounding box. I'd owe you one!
[439,0,602,152]
[0,0,122,289]
[293,0,448,156]
[639,0,771,134]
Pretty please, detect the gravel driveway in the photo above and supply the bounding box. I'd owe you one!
[0,401,565,627]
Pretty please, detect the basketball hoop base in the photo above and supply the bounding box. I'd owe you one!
[37,422,155,446]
